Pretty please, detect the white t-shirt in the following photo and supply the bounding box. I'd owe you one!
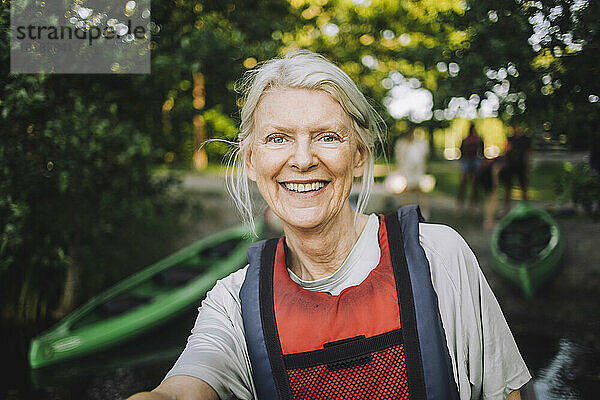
[395,138,429,188]
[166,214,531,399]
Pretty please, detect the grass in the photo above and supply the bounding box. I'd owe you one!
[156,157,564,203]
[428,159,462,198]
[528,161,565,201]
[427,159,563,202]
[155,146,571,201]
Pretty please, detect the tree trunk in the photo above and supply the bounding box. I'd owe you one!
[51,244,81,320]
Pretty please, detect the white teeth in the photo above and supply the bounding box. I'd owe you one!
[283,181,326,193]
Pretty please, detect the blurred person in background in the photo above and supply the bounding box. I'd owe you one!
[128,51,530,400]
[478,156,507,231]
[394,125,430,218]
[502,122,532,212]
[457,123,484,213]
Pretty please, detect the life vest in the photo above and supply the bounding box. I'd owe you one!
[240,206,459,400]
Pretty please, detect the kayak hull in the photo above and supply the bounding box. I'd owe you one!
[29,222,261,369]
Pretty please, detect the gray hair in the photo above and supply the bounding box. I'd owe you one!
[226,50,385,234]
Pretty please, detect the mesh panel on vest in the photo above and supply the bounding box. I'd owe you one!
[286,343,410,400]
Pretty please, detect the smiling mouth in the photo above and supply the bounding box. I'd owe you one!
[280,181,328,193]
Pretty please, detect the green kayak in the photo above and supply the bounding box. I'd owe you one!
[29,221,262,369]
[490,202,564,299]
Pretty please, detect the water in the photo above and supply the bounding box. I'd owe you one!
[515,332,600,400]
[527,337,599,399]
[2,314,599,399]
[534,339,583,399]
[1,310,196,400]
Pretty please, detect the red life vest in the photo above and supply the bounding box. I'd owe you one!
[241,206,459,400]
[273,215,409,399]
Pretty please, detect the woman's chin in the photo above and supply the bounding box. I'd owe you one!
[272,201,355,232]
[277,210,328,231]
[280,217,321,231]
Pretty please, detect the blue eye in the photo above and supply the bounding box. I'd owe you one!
[267,135,286,144]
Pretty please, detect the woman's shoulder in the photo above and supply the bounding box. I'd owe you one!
[417,222,481,292]
[418,222,470,253]
[203,265,249,311]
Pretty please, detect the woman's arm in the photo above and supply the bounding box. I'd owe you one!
[421,223,532,398]
[127,375,219,400]
[128,267,254,400]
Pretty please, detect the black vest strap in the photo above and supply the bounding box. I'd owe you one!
[385,212,427,400]
[259,238,294,399]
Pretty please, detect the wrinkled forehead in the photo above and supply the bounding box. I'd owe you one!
[252,87,354,136]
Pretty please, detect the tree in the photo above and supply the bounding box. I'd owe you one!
[267,0,468,154]
[149,0,295,165]
[0,0,294,322]
[1,0,169,319]
[439,0,599,152]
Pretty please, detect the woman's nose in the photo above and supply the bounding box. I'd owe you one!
[290,140,317,171]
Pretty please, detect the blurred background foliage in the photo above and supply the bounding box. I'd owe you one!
[1,0,598,323]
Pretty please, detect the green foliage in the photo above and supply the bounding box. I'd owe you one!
[0,198,26,273]
[0,2,172,321]
[444,0,599,149]
[150,0,293,165]
[0,0,293,322]
[0,74,173,319]
[202,107,239,163]
[278,0,465,128]
[556,162,600,219]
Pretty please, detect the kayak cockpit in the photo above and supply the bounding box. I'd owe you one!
[498,215,552,264]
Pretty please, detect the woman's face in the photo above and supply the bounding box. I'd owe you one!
[246,88,366,230]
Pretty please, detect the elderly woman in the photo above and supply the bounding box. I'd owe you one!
[129,51,530,400]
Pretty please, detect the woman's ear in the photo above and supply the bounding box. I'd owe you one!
[245,147,257,182]
[353,144,367,178]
